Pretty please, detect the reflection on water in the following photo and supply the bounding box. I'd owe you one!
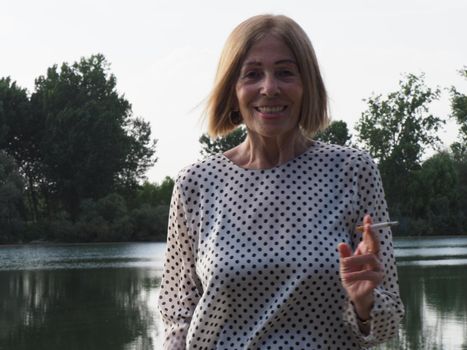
[0,268,162,350]
[377,265,467,350]
[377,236,467,350]
[1,238,467,350]
[0,243,165,350]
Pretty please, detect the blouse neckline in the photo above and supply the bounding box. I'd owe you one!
[219,140,318,172]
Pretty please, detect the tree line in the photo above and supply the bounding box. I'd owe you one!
[0,54,172,243]
[1,54,465,243]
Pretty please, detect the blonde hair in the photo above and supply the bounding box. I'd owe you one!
[206,14,329,138]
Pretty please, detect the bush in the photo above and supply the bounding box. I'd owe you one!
[130,204,168,241]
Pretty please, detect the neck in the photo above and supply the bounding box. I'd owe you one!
[226,129,311,170]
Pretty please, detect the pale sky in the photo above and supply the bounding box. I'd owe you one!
[1,0,466,183]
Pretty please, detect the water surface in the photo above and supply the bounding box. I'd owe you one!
[0,237,466,350]
[0,243,165,350]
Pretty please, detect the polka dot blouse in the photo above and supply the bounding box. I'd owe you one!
[158,142,404,350]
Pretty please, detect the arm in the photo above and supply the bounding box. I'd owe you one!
[339,152,405,347]
[158,180,202,350]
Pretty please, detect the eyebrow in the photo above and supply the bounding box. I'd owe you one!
[242,59,298,67]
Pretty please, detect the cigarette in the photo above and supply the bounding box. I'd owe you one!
[355,221,398,232]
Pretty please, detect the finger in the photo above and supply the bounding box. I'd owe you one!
[338,242,353,259]
[341,270,384,285]
[340,254,382,270]
[363,214,380,254]
[355,241,366,256]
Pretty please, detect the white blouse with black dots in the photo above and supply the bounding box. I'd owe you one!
[158,142,404,350]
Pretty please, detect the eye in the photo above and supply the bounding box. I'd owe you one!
[241,70,261,80]
[277,69,295,78]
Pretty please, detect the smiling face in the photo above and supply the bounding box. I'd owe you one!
[235,34,304,140]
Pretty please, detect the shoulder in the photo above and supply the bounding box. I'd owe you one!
[311,141,374,163]
[310,142,380,178]
[174,154,228,192]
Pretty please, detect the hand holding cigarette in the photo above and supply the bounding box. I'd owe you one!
[338,214,385,322]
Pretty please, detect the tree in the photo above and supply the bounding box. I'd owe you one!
[135,177,174,207]
[450,67,467,162]
[118,117,158,188]
[0,78,43,221]
[356,74,443,168]
[31,54,157,219]
[199,127,246,157]
[355,73,444,215]
[448,68,467,233]
[450,67,467,136]
[0,151,25,242]
[410,152,460,234]
[314,120,352,146]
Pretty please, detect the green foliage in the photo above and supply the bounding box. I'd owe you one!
[450,142,467,163]
[199,127,246,157]
[410,152,462,234]
[127,178,174,241]
[450,67,467,162]
[450,67,467,136]
[0,54,164,242]
[96,193,127,223]
[0,77,42,221]
[0,78,32,153]
[355,74,444,218]
[314,120,352,146]
[0,151,25,241]
[356,73,443,168]
[29,54,157,219]
[130,204,169,241]
[119,117,158,188]
[73,194,132,242]
[135,177,174,207]
[25,177,175,243]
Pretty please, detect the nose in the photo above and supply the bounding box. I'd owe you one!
[260,74,280,96]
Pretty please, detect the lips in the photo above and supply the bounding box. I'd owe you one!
[254,105,287,113]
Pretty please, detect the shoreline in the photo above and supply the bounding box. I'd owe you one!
[2,234,467,247]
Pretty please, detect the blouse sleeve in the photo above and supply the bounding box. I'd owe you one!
[158,179,202,350]
[343,151,405,347]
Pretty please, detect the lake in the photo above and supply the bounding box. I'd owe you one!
[0,237,466,350]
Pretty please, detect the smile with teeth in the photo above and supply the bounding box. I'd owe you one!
[255,106,287,113]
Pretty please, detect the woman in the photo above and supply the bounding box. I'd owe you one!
[158,14,404,349]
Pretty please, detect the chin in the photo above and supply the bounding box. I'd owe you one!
[256,126,298,138]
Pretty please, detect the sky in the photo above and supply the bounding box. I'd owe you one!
[1,0,466,183]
